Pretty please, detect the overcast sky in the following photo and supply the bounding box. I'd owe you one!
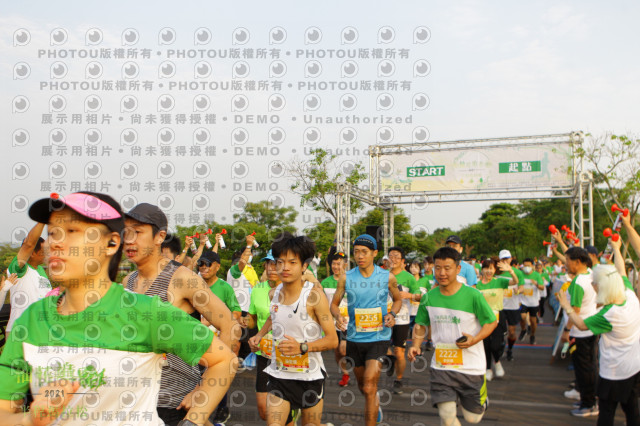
[2,0,639,244]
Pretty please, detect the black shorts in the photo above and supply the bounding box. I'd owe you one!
[520,305,539,316]
[430,368,487,414]
[346,340,388,368]
[256,354,270,393]
[267,370,327,410]
[391,324,410,348]
[503,309,521,326]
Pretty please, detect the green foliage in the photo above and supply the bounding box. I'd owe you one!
[0,243,19,274]
[288,147,368,223]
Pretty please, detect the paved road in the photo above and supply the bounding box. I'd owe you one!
[226,313,625,425]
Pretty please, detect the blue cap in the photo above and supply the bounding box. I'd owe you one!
[261,249,275,262]
[353,234,377,250]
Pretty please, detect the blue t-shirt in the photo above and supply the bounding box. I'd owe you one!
[345,265,392,343]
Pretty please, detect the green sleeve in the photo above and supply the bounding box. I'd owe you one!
[225,284,241,313]
[7,257,28,279]
[474,290,497,325]
[0,318,31,400]
[498,276,510,289]
[415,294,430,326]
[151,298,214,366]
[584,306,613,335]
[568,280,584,308]
[536,273,543,286]
[515,268,525,286]
[229,264,242,279]
[248,287,258,315]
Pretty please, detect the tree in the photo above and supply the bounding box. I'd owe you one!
[288,148,368,223]
[233,200,297,231]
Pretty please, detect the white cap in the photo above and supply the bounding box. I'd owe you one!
[382,255,389,261]
[498,249,512,259]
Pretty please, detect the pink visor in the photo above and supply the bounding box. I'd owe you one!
[53,193,121,220]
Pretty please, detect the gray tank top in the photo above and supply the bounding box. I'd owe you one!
[126,260,202,408]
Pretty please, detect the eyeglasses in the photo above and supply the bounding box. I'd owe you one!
[197,261,212,268]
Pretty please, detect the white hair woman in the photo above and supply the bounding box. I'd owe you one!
[558,264,640,425]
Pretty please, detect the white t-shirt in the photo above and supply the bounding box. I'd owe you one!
[6,258,51,332]
[584,290,640,380]
[568,272,597,338]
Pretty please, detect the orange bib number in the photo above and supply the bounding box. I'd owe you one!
[504,288,513,298]
[355,307,383,332]
[523,287,534,297]
[435,344,463,367]
[274,339,309,373]
[259,334,273,358]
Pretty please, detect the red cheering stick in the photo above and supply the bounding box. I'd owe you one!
[200,229,213,249]
[602,228,620,262]
[219,228,227,249]
[543,240,555,257]
[548,224,558,234]
[603,228,620,242]
[250,231,260,248]
[542,241,553,246]
[187,234,198,253]
[611,204,629,231]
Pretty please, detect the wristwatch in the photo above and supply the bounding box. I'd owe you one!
[300,342,309,355]
[177,420,198,426]
[389,311,397,318]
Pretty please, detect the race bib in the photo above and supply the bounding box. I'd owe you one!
[339,305,349,318]
[259,334,273,358]
[435,343,463,367]
[274,339,309,373]
[354,307,383,332]
[523,287,534,297]
[504,288,513,298]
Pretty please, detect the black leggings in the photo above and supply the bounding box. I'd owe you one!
[484,314,506,368]
[597,374,640,426]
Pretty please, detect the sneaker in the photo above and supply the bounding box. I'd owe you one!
[564,389,581,400]
[339,373,350,387]
[377,405,383,423]
[571,405,599,417]
[393,380,403,394]
[494,362,505,378]
[518,329,527,341]
[486,369,494,381]
[529,335,536,345]
[506,350,514,361]
[213,405,230,424]
[573,401,581,408]
[385,355,396,377]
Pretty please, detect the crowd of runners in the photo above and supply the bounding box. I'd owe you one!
[1,191,640,426]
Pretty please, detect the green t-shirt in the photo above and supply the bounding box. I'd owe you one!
[623,276,633,291]
[321,275,338,289]
[209,278,241,312]
[417,274,434,292]
[8,256,48,279]
[395,269,419,293]
[0,282,213,421]
[475,277,510,312]
[248,281,274,357]
[416,284,496,375]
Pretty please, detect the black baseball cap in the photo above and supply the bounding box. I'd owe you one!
[198,250,221,266]
[29,192,125,233]
[445,235,462,245]
[125,203,168,230]
[584,245,599,256]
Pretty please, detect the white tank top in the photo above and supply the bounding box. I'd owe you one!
[267,281,325,381]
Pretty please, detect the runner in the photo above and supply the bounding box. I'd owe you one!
[321,251,351,387]
[386,246,418,395]
[122,202,239,425]
[5,222,51,337]
[0,192,236,425]
[197,249,242,425]
[558,264,640,423]
[444,235,478,286]
[536,261,551,320]
[475,258,510,381]
[562,247,598,417]
[249,233,338,426]
[497,249,523,361]
[330,234,402,425]
[519,258,544,345]
[415,256,435,351]
[161,233,182,261]
[408,247,497,425]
